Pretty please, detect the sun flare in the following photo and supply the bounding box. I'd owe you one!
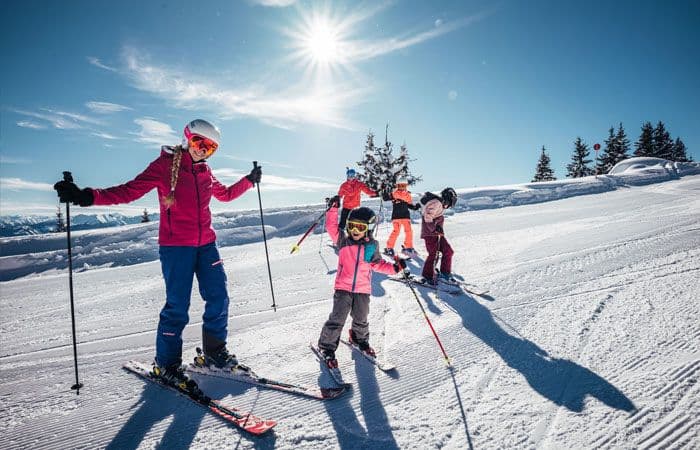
[306,22,339,63]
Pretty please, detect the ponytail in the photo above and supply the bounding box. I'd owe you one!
[162,146,184,208]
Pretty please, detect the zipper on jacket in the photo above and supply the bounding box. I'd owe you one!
[350,243,362,292]
[193,166,202,246]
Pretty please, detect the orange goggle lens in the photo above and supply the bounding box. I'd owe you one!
[189,135,219,157]
[346,220,369,233]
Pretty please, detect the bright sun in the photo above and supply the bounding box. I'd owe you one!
[306,22,339,63]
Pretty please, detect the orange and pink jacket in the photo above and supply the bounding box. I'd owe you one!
[337,179,377,209]
[326,206,396,294]
[91,147,253,247]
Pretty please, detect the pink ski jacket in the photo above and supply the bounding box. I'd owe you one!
[325,206,396,294]
[420,197,445,238]
[91,146,253,247]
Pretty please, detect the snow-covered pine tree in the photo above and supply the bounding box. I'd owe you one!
[532,146,556,182]
[566,137,594,178]
[614,122,631,163]
[356,130,383,192]
[141,208,150,223]
[597,127,619,174]
[634,121,654,157]
[671,138,691,162]
[392,143,422,187]
[652,121,674,159]
[357,125,421,199]
[55,206,66,232]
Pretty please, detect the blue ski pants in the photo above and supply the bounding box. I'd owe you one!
[156,242,230,367]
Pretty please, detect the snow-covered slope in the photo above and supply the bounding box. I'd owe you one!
[0,172,698,449]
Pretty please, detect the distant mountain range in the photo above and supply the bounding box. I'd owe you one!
[0,212,160,237]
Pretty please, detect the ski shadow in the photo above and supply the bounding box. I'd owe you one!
[107,381,276,450]
[443,295,636,413]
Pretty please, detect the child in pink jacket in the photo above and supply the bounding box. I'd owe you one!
[317,195,405,368]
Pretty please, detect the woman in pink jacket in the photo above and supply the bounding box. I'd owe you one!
[54,119,261,391]
[316,195,406,368]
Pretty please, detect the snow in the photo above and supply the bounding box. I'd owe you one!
[1,158,699,449]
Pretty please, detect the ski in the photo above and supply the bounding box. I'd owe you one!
[438,276,489,296]
[187,348,346,400]
[388,275,462,295]
[309,343,352,388]
[340,338,396,372]
[123,360,276,436]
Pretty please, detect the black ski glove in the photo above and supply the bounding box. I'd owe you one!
[393,256,407,273]
[54,180,94,206]
[326,195,341,208]
[246,165,262,184]
[435,225,444,237]
[409,203,421,210]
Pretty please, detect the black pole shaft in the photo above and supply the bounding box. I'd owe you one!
[62,171,83,394]
[253,162,277,311]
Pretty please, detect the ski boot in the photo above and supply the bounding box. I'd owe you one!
[152,362,201,395]
[401,246,417,257]
[348,330,376,358]
[383,248,395,257]
[321,349,338,369]
[437,271,455,283]
[195,347,239,370]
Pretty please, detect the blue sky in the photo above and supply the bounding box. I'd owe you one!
[1,0,698,216]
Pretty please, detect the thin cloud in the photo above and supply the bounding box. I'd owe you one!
[213,168,336,192]
[248,0,297,6]
[87,56,117,72]
[17,121,46,130]
[121,47,365,130]
[1,178,54,192]
[13,107,103,130]
[220,155,297,170]
[345,12,492,62]
[132,118,179,145]
[0,156,32,164]
[92,131,119,140]
[86,101,133,113]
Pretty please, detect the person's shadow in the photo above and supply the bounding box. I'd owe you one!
[443,294,636,413]
[321,359,400,449]
[106,382,205,450]
[108,376,277,449]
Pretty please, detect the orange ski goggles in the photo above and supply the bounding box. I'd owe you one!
[188,135,219,158]
[346,220,369,233]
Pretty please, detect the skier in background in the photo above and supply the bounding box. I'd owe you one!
[337,168,377,232]
[419,187,458,284]
[317,195,406,368]
[384,177,420,257]
[54,119,262,391]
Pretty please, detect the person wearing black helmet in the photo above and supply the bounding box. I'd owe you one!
[316,196,405,368]
[418,187,458,284]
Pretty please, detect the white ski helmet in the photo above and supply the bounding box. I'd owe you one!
[182,119,221,149]
[396,177,408,185]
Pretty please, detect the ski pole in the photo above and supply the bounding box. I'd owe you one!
[252,161,277,312]
[290,203,331,254]
[433,234,442,283]
[400,269,452,367]
[61,171,84,394]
